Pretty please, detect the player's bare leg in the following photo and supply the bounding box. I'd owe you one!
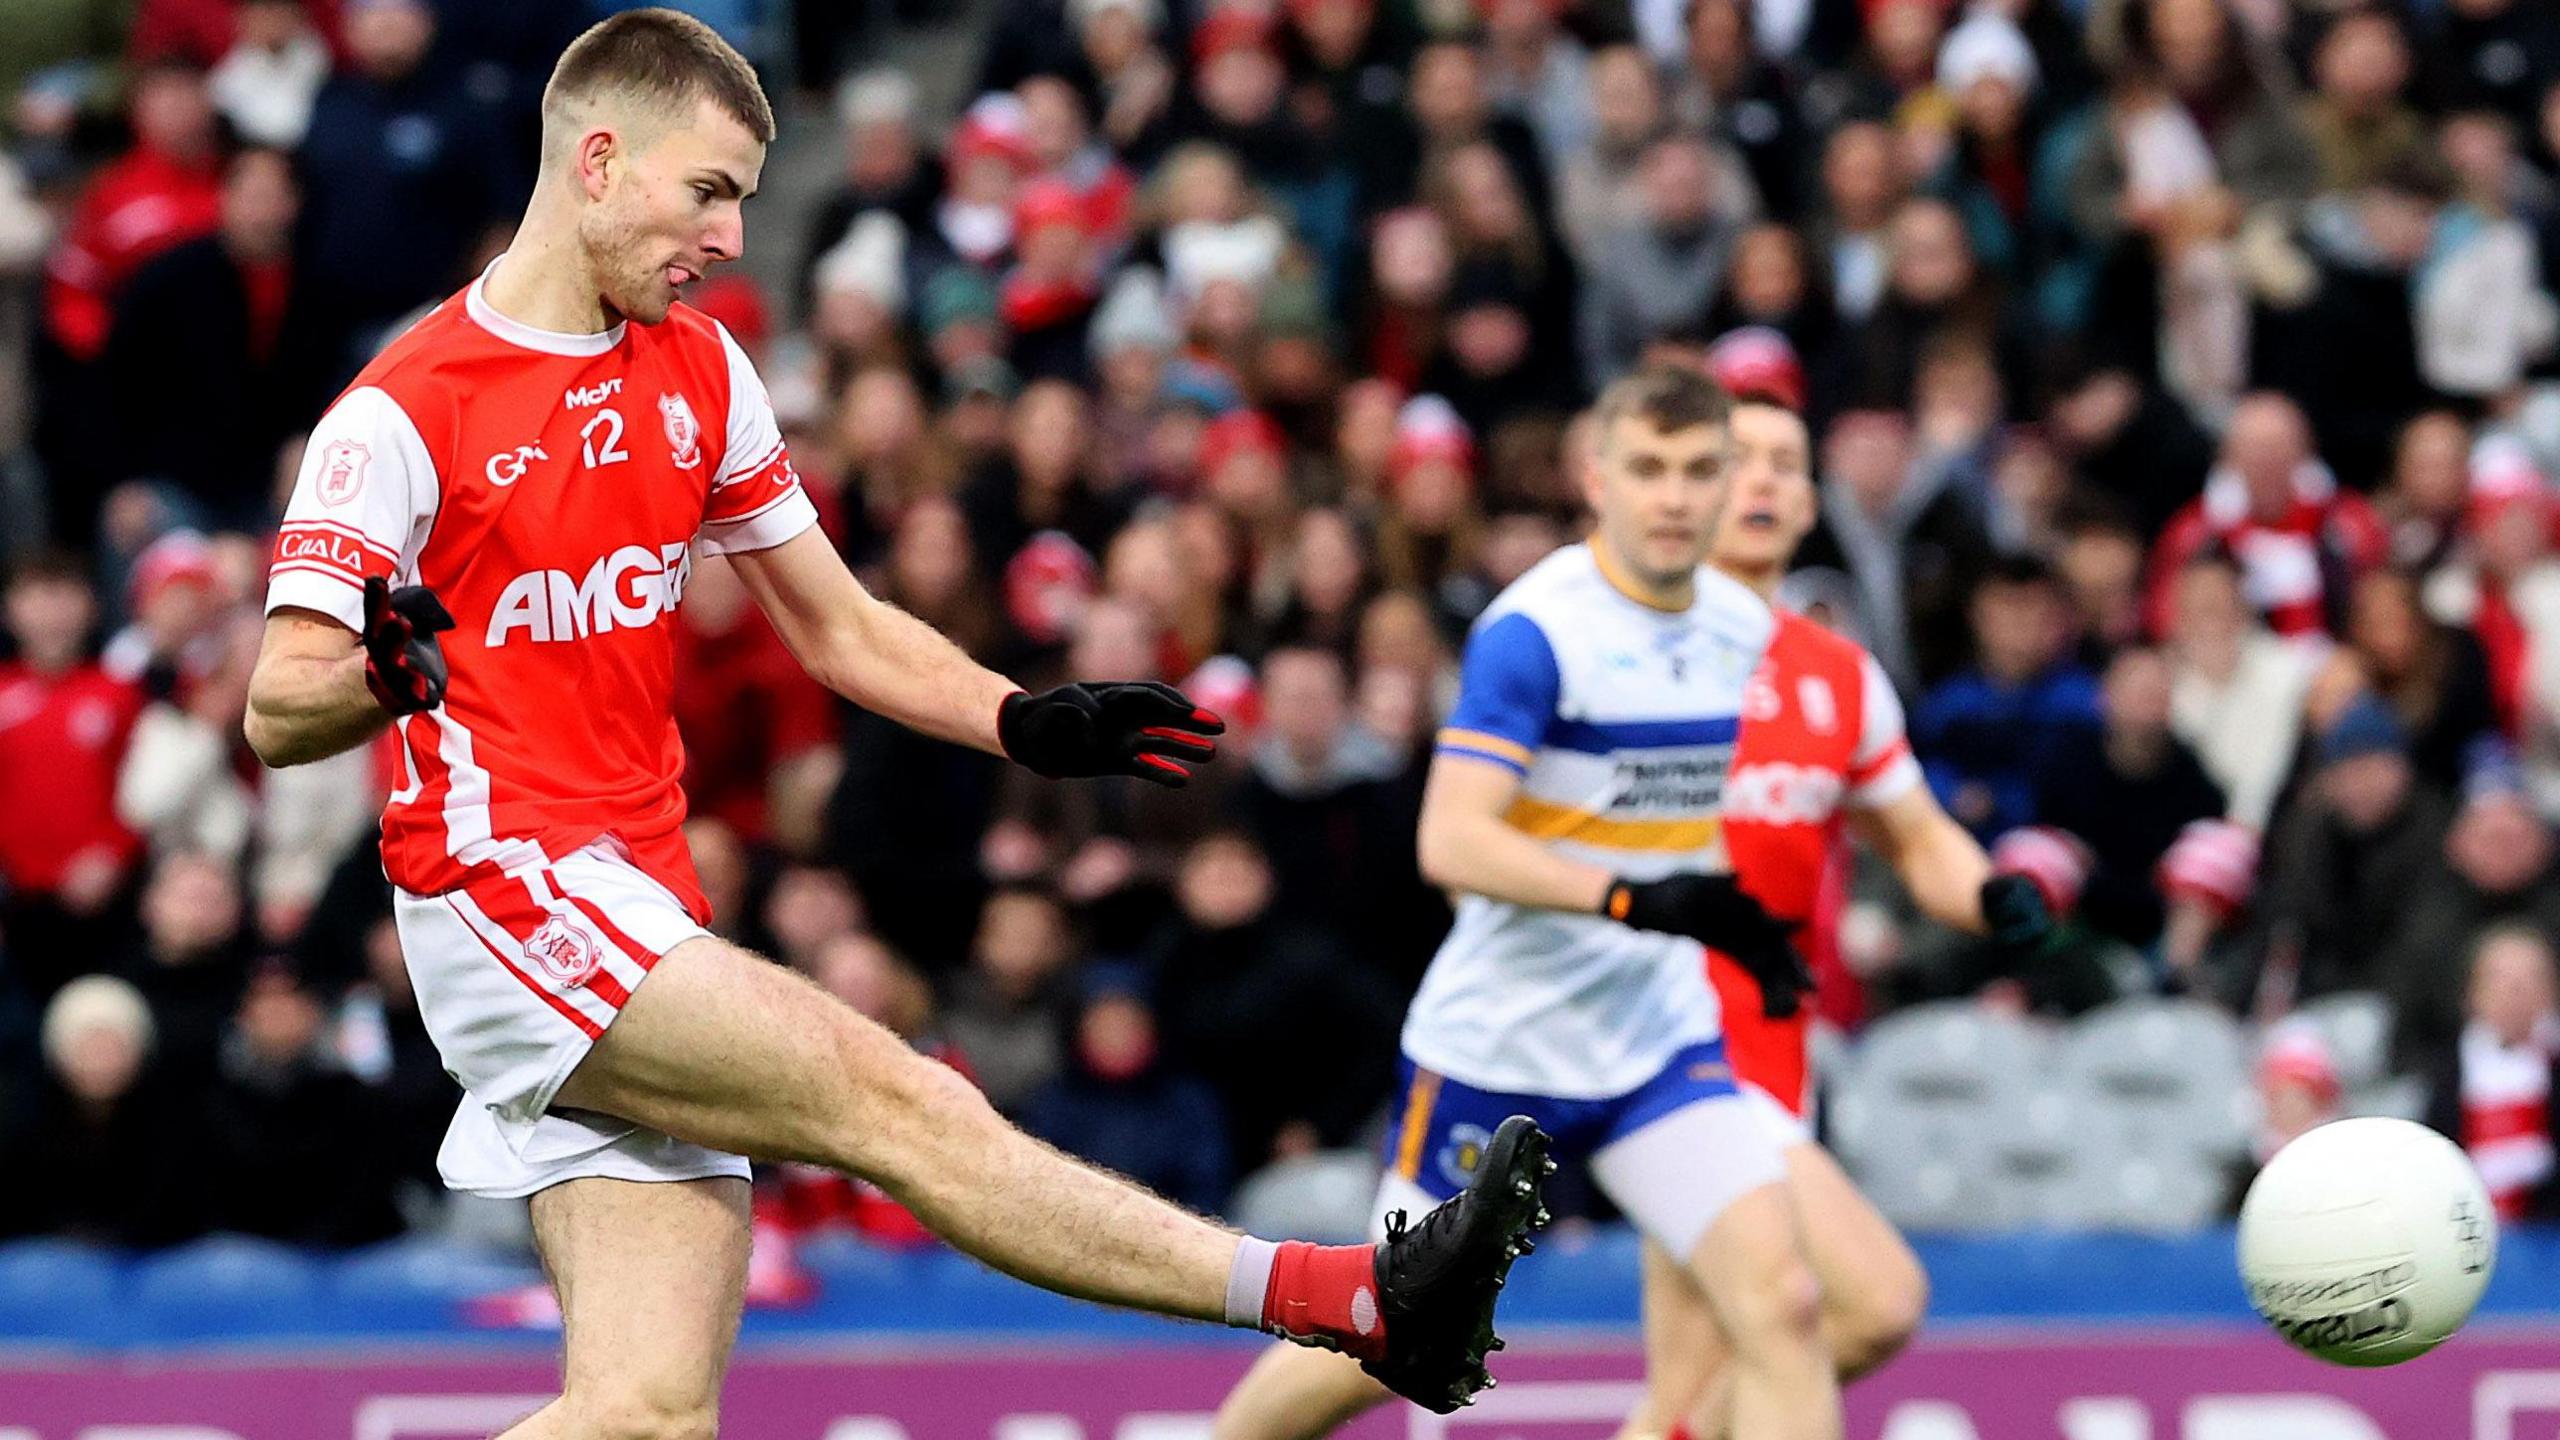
[1683,1181,1839,1440]
[1619,1145,1925,1440]
[1211,1339,1395,1440]
[552,934,1550,1410]
[496,1176,750,1440]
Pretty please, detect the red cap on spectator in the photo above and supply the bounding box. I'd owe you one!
[1988,825,2090,919]
[2258,1019,2342,1107]
[1014,178,1090,238]
[1199,409,1287,477]
[131,530,218,612]
[1705,326,1807,412]
[948,93,1036,175]
[2156,818,2259,918]
[1005,531,1100,645]
[687,274,772,351]
[1192,7,1280,65]
[1181,653,1264,735]
[2467,433,2551,530]
[1387,394,1476,487]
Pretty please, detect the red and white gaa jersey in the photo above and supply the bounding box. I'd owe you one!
[1714,609,1919,1115]
[264,263,816,916]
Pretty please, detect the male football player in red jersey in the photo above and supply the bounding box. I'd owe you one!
[1616,334,2054,1440]
[243,13,1546,1436]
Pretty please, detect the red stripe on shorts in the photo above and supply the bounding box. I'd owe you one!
[475,876,632,1010]
[443,895,605,1039]
[549,869,665,973]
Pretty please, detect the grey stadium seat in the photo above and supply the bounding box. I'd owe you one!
[2057,998,2253,1162]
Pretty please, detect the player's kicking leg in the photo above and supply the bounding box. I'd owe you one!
[1617,1138,1926,1440]
[551,933,1552,1415]
[496,1177,749,1439]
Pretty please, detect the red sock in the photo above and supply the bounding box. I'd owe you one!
[1261,1240,1388,1361]
[1667,1424,1696,1440]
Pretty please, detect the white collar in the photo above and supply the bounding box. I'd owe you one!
[464,254,626,358]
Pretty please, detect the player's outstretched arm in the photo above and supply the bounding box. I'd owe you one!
[1853,785,1993,933]
[729,528,1021,751]
[726,529,1223,785]
[1417,754,1618,912]
[244,610,392,767]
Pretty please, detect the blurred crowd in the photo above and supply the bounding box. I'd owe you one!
[10,0,2560,1252]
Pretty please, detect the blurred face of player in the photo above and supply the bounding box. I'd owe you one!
[1583,412,1730,594]
[577,97,766,325]
[1709,403,1814,589]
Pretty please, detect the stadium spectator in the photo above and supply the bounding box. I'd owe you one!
[2425,0,2560,135]
[1149,828,1398,1177]
[205,0,334,148]
[208,964,405,1245]
[2035,646,2226,945]
[2165,549,2315,830]
[2243,694,2455,1007]
[0,555,144,996]
[0,974,212,1246]
[295,0,513,376]
[944,884,1075,1114]
[1810,120,1907,328]
[2143,392,2388,642]
[2246,1017,2344,1188]
[799,71,937,313]
[39,60,222,364]
[1579,134,1743,386]
[331,912,456,1208]
[1794,408,1991,688]
[2339,566,2499,790]
[2383,765,2560,1078]
[110,850,251,1081]
[671,556,840,848]
[104,146,319,530]
[1023,963,1231,1214]
[2301,7,2427,198]
[1914,556,2102,841]
[2425,922,2560,1221]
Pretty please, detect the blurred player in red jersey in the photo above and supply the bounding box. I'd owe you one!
[242,13,1547,1434]
[1618,333,2057,1440]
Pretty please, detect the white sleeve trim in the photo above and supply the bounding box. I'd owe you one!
[698,487,820,555]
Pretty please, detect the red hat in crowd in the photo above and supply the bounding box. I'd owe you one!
[1988,825,2090,919]
[1192,7,1280,66]
[130,529,219,612]
[1705,326,1807,412]
[1004,531,1100,645]
[948,93,1036,175]
[1181,653,1264,736]
[2257,1019,2343,1108]
[2467,433,2552,531]
[2156,818,2259,919]
[687,273,772,351]
[1199,409,1287,477]
[1387,394,1476,487]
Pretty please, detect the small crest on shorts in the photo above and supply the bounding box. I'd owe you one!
[318,440,369,505]
[1437,1122,1494,1190]
[525,916,602,989]
[659,391,703,470]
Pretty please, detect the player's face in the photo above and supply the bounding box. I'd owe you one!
[583,98,765,325]
[1583,413,1731,588]
[1710,403,1816,577]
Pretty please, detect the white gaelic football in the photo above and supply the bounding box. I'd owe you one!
[2238,1116,2497,1366]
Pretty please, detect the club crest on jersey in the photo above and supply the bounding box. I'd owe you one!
[659,391,703,469]
[317,440,368,506]
[1437,1123,1494,1189]
[524,916,602,988]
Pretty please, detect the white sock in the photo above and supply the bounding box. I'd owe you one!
[1224,1235,1280,1329]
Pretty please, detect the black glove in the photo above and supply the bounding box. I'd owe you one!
[1603,872,1812,1019]
[1979,872,2055,957]
[361,575,456,716]
[998,681,1224,788]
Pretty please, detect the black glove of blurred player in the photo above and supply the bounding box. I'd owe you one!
[1602,872,1813,1019]
[361,575,456,716]
[1979,872,2056,957]
[999,681,1225,788]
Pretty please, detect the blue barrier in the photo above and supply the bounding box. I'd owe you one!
[4,1223,2556,1351]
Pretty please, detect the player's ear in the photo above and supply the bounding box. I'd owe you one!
[1574,436,1608,513]
[575,127,621,200]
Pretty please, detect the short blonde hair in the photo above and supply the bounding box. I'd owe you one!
[543,8,775,145]
[1591,364,1731,441]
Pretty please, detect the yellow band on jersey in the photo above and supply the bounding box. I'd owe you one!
[1436,727,1535,764]
[1503,795,1723,851]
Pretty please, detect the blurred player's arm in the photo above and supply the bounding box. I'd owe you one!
[244,610,388,766]
[1416,753,1616,912]
[1849,786,1992,934]
[727,527,1018,754]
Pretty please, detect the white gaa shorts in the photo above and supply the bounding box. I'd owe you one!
[395,836,752,1198]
